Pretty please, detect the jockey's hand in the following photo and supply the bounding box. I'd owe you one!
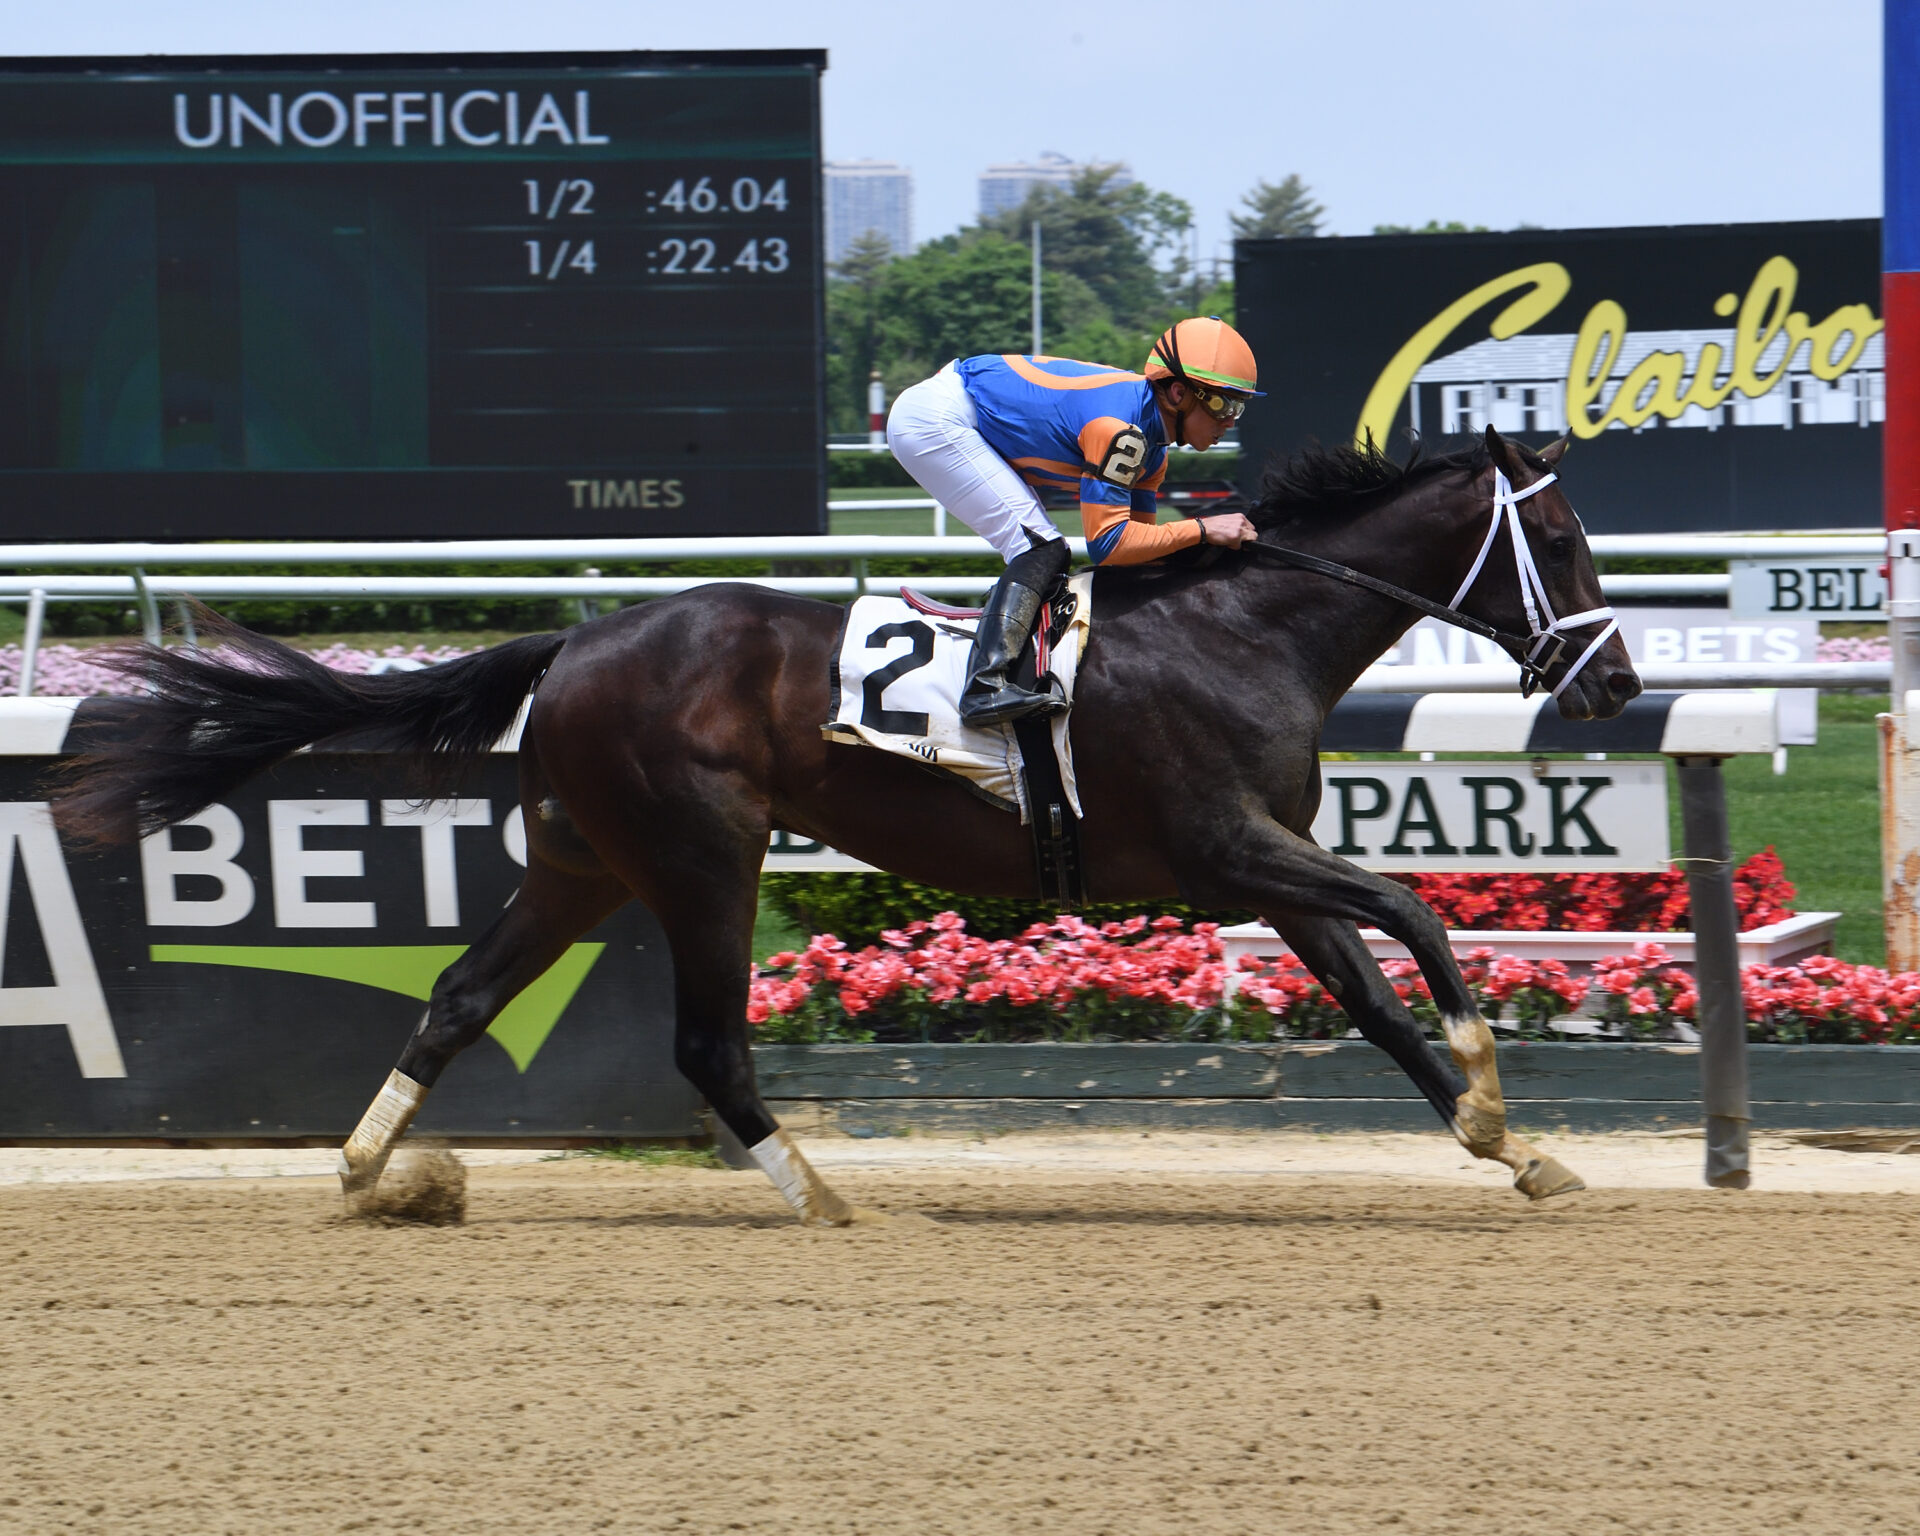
[1197,512,1258,548]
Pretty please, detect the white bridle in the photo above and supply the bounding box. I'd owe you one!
[1448,469,1621,700]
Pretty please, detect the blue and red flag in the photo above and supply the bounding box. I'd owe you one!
[1888,0,1920,527]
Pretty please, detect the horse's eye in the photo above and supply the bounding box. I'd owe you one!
[1548,537,1574,562]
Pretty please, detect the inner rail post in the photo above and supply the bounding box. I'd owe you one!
[18,587,45,697]
[1674,753,1750,1188]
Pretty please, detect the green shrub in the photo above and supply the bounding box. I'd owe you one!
[757,870,1255,950]
[829,454,919,488]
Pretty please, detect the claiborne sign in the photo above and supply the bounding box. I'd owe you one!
[1237,220,1882,533]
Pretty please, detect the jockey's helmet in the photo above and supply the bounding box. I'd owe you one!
[1144,316,1264,420]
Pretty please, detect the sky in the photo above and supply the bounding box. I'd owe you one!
[3,0,1884,263]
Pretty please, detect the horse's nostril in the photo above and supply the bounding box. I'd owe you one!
[1608,670,1641,698]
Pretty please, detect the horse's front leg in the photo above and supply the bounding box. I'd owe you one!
[1267,912,1465,1121]
[1195,826,1583,1199]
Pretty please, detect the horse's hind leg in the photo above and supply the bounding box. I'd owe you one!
[658,889,857,1228]
[339,857,629,1214]
[1272,913,1584,1200]
[579,795,858,1227]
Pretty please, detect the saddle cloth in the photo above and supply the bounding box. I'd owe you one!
[823,570,1093,821]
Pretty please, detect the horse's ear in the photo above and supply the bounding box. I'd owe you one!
[1538,435,1571,467]
[1482,423,1510,470]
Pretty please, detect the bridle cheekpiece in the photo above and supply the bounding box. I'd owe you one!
[1449,469,1620,699]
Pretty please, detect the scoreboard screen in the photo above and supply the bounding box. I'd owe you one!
[0,51,827,540]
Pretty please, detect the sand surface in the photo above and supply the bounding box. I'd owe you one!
[3,1136,1919,1534]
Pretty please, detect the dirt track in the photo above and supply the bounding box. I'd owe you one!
[4,1151,1920,1535]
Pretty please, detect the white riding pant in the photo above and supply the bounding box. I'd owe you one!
[886,362,1066,562]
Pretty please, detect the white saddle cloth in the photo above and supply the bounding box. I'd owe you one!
[823,570,1092,821]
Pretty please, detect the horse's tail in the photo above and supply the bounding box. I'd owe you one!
[53,607,567,845]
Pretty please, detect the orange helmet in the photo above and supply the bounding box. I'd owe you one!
[1144,316,1263,397]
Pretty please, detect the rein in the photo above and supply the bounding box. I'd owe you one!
[1239,469,1618,700]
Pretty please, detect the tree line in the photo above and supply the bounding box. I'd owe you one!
[826,168,1491,433]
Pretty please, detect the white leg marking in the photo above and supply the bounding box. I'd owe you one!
[1439,1013,1584,1198]
[339,1069,428,1211]
[749,1127,855,1227]
[1439,1012,1507,1154]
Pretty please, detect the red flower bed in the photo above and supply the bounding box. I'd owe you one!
[749,911,1916,1046]
[1387,847,1795,932]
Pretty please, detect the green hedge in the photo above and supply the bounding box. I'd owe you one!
[829,454,919,488]
[758,870,1255,950]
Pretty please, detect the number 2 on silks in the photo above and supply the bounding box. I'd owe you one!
[1099,427,1147,486]
[861,621,934,736]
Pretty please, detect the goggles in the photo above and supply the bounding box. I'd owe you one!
[1186,384,1249,423]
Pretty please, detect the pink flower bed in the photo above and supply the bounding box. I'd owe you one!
[0,642,480,696]
[1816,634,1891,663]
[1391,848,1795,933]
[751,916,1920,1046]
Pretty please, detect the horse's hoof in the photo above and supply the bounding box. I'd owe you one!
[338,1156,379,1215]
[1513,1154,1585,1201]
[340,1149,466,1225]
[793,1189,860,1228]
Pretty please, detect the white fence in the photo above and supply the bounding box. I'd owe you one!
[0,524,1890,697]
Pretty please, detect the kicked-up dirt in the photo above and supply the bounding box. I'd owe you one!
[2,1152,1918,1534]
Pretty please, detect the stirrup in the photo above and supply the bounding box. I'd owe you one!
[960,674,1068,728]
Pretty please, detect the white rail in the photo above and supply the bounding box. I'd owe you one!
[0,525,1884,568]
[0,526,1884,700]
[0,571,1728,601]
[1352,661,1890,692]
[0,574,997,600]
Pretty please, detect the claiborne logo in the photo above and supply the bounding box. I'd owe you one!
[171,89,610,151]
[1357,258,1883,448]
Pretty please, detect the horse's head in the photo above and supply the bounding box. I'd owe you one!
[1451,427,1642,721]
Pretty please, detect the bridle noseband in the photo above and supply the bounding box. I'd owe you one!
[1243,467,1620,700]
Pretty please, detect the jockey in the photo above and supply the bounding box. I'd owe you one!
[886,316,1262,727]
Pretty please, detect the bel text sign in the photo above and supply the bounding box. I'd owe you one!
[1728,558,1887,617]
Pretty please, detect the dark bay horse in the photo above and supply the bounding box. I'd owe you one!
[56,427,1640,1222]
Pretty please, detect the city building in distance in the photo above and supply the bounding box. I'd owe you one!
[977,152,1131,221]
[824,159,913,264]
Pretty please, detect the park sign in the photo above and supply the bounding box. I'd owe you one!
[1312,761,1666,872]
[0,52,827,540]
[1236,220,1881,533]
[767,763,1670,874]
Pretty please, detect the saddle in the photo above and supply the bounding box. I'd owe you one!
[824,572,1090,906]
[898,574,1075,682]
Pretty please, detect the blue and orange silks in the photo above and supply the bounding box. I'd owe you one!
[954,354,1203,565]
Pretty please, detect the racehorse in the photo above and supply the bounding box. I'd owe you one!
[54,427,1640,1223]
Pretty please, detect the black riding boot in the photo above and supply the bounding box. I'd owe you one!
[960,535,1070,729]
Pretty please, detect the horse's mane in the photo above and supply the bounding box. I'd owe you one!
[1250,436,1505,531]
